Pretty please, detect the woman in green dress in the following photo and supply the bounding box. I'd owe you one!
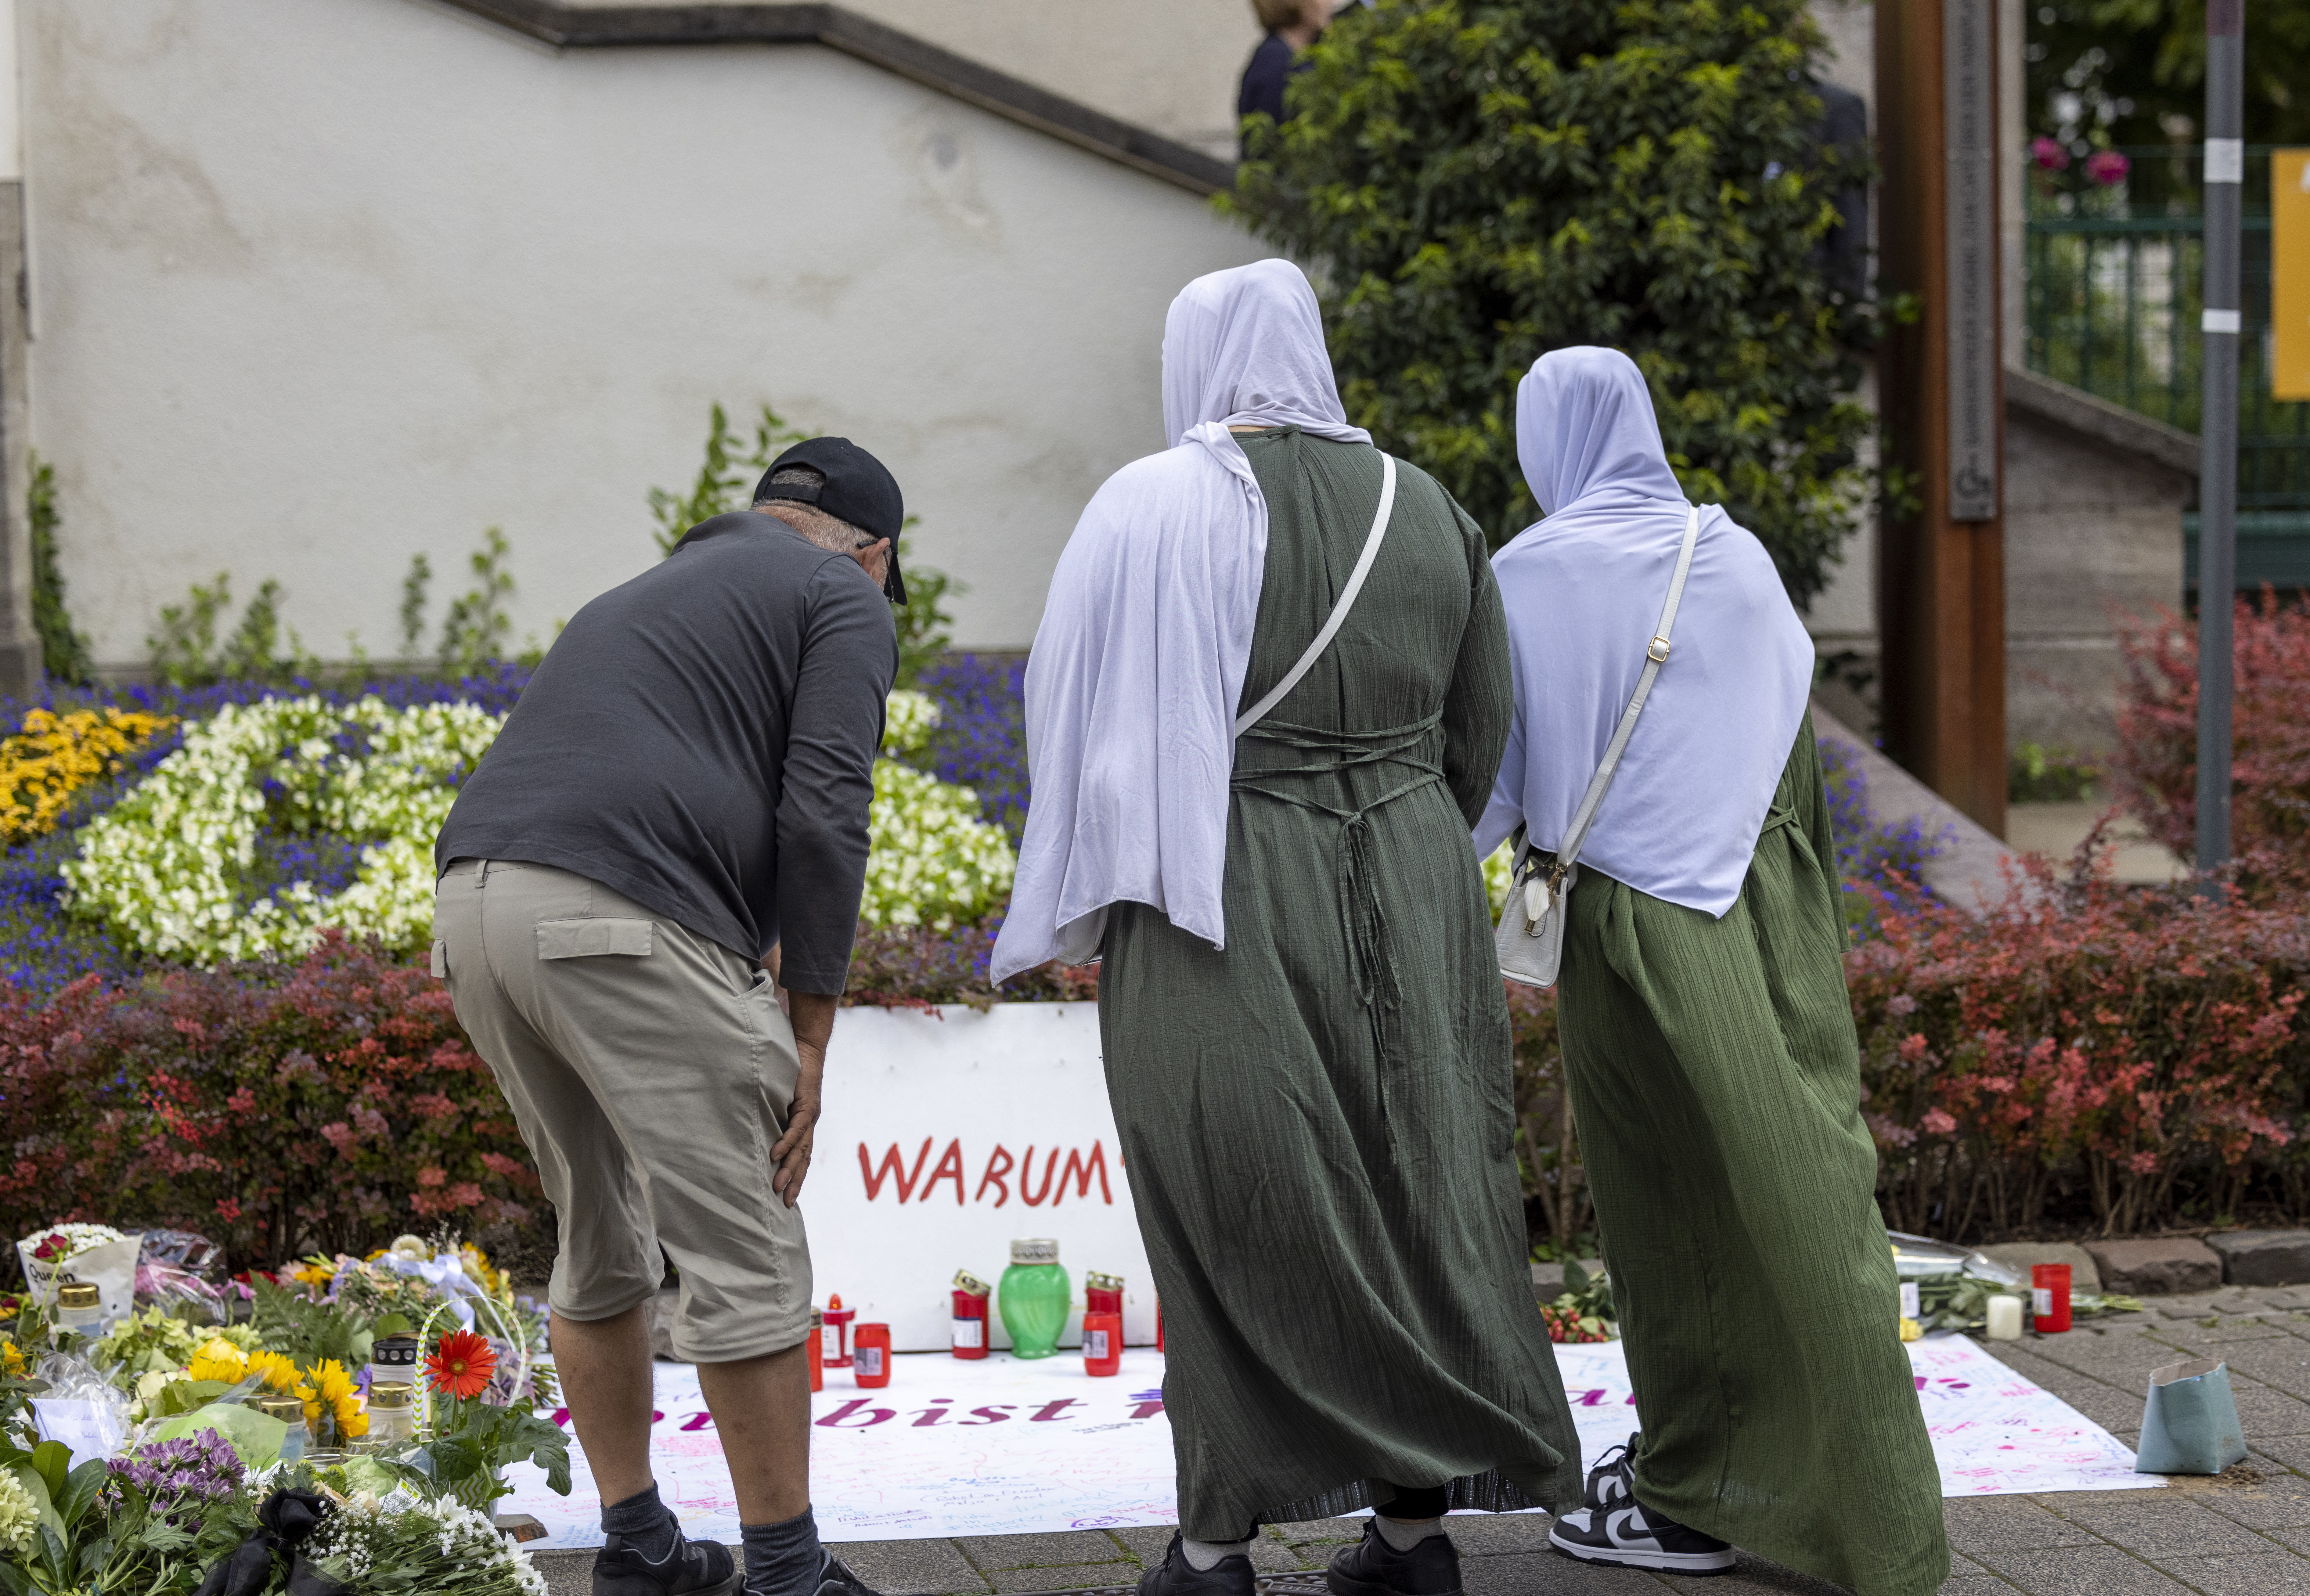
[1479,348,1949,1593]
[994,261,1579,1596]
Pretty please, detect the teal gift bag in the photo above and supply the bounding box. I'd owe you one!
[2136,1357,2248,1475]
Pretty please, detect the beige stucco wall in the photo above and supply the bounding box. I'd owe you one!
[838,0,1262,160]
[21,0,1267,662]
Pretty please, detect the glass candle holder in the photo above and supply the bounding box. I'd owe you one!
[854,1323,892,1388]
[998,1239,1070,1360]
[2032,1264,2072,1334]
[952,1271,992,1360]
[1081,1311,1122,1377]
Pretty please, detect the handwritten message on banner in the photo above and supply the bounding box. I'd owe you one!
[499,1338,2157,1549]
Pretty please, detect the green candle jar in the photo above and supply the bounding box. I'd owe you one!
[998,1238,1071,1359]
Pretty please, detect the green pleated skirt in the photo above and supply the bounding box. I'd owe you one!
[1558,717,1949,1596]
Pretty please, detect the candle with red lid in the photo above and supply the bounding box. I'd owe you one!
[853,1323,892,1388]
[951,1270,991,1360]
[820,1295,856,1369]
[1081,1311,1122,1377]
[2031,1264,2072,1334]
[809,1308,823,1392]
[1085,1271,1124,1319]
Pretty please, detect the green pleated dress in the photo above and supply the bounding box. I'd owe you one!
[1097,427,1580,1539]
[1559,715,1950,1595]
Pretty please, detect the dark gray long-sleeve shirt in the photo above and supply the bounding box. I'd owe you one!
[434,511,895,992]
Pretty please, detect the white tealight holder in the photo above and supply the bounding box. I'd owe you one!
[1985,1294,2024,1341]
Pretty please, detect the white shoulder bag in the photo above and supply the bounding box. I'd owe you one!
[1495,504,1700,988]
[1054,454,1400,964]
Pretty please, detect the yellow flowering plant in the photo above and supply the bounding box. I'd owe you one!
[185,1337,249,1385]
[0,705,173,845]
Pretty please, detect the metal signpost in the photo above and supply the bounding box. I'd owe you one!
[2194,0,2243,874]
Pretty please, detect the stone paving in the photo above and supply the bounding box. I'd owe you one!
[532,1283,2310,1595]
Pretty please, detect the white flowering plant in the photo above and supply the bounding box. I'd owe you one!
[61,696,505,964]
[56,686,1012,965]
[865,691,1015,930]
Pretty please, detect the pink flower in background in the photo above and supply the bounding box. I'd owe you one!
[2031,135,2070,172]
[2085,149,2130,186]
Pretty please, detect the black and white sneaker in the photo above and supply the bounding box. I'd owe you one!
[1548,1503,1734,1574]
[1583,1433,1640,1512]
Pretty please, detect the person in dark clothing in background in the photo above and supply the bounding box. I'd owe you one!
[1238,0,1332,156]
[1810,77,1870,305]
[432,439,900,1596]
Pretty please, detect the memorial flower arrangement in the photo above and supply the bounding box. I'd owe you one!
[863,690,1015,930]
[302,1491,547,1596]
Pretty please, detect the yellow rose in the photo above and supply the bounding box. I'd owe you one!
[186,1338,248,1384]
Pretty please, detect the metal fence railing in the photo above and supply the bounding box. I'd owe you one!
[2022,144,2310,582]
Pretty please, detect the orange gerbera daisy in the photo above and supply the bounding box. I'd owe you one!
[423,1328,497,1400]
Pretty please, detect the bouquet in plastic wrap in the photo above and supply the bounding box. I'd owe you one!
[1891,1232,2142,1333]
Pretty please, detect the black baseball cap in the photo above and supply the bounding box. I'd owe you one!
[756,437,907,606]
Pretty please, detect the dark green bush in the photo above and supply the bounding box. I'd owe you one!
[1227,0,1873,605]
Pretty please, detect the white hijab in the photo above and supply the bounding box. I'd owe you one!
[1476,348,1815,917]
[991,260,1369,980]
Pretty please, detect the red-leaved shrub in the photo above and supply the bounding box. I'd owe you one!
[1851,859,2310,1238]
[0,932,540,1269]
[2112,588,2310,861]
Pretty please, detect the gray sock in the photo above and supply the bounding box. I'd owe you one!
[1374,1516,1443,1551]
[603,1482,679,1564]
[742,1505,823,1596]
[1181,1538,1252,1571]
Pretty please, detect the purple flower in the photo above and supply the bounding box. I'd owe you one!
[2031,135,2070,173]
[2084,149,2129,187]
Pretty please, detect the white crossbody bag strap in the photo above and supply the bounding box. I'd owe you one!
[1552,503,1701,870]
[1234,453,1398,738]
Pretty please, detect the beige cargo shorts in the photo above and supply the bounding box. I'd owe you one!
[432,858,811,1362]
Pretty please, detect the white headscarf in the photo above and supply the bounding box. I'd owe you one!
[991,260,1369,980]
[1475,348,1815,917]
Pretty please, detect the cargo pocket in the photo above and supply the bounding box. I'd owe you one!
[431,940,449,978]
[537,919,654,959]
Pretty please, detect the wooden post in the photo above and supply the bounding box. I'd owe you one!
[1876,0,2008,838]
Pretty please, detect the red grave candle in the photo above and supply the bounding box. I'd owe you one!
[820,1295,856,1369]
[853,1323,892,1388]
[1085,1271,1125,1319]
[951,1270,992,1360]
[809,1309,823,1392]
[1082,1311,1122,1377]
[2031,1264,2072,1334]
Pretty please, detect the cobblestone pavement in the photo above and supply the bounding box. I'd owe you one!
[534,1284,2310,1595]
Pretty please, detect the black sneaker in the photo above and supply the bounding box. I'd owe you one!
[1136,1533,1255,1596]
[1583,1433,1640,1512]
[816,1550,881,1596]
[1548,1503,1734,1575]
[1325,1519,1462,1596]
[593,1529,740,1596]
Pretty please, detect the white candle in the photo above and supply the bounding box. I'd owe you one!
[1985,1295,2024,1341]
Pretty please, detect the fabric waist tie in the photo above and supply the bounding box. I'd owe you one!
[1230,710,1446,1050]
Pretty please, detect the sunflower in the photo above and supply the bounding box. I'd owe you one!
[246,1349,308,1398]
[303,1358,369,1441]
[423,1329,497,1401]
[186,1337,248,1385]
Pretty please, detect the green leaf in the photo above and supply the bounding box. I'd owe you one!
[370,1311,415,1339]
[150,1378,233,1418]
[52,1458,107,1529]
[26,1442,67,1501]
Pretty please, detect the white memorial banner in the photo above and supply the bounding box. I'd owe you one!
[813,1003,1155,1351]
[500,1336,2157,1548]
